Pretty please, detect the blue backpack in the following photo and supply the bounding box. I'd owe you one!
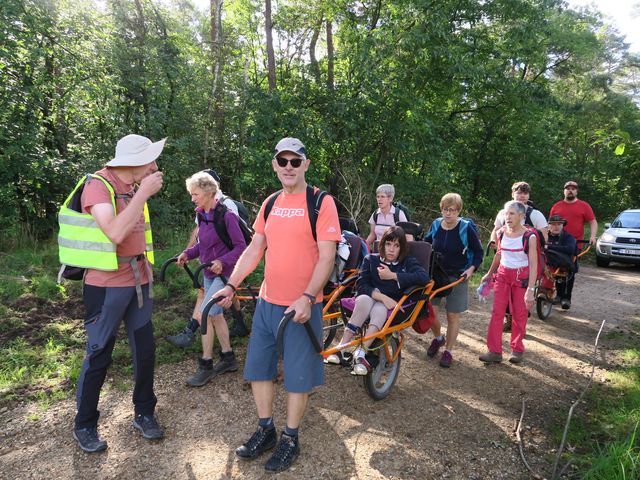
[427,217,479,269]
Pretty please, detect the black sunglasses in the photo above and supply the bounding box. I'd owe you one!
[275,156,304,168]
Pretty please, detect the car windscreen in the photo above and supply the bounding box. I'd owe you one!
[612,211,640,228]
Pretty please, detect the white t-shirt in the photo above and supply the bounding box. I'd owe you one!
[494,207,547,230]
[499,234,529,268]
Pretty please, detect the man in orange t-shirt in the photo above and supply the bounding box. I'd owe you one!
[214,137,340,473]
[73,135,165,453]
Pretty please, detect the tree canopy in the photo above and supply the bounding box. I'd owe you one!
[1,0,639,243]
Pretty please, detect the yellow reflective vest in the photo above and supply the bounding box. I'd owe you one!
[58,174,154,271]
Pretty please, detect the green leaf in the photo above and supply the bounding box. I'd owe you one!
[615,144,626,156]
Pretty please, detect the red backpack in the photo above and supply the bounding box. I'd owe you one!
[497,227,546,285]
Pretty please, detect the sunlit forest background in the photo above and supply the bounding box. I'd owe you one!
[1,0,639,244]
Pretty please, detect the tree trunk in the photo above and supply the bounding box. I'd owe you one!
[326,19,334,90]
[309,14,323,84]
[204,0,225,166]
[265,0,276,91]
[133,0,149,131]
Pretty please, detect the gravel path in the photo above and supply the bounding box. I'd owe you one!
[1,264,638,479]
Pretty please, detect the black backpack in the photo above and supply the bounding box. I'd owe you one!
[199,203,253,251]
[263,185,327,241]
[373,201,411,224]
[220,195,251,226]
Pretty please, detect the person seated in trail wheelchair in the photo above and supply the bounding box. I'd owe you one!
[325,226,429,375]
[543,214,578,310]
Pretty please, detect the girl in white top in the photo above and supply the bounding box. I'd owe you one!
[479,201,538,364]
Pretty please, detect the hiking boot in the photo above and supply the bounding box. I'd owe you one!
[503,316,512,332]
[479,351,503,363]
[236,426,277,459]
[439,350,453,368]
[211,351,239,376]
[427,336,445,358]
[186,357,216,387]
[73,426,107,453]
[133,414,164,440]
[561,299,571,310]
[229,321,250,338]
[229,308,250,337]
[509,351,524,364]
[264,432,300,473]
[166,327,196,348]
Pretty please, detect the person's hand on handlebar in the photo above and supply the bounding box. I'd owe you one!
[461,266,474,280]
[176,252,189,266]
[209,259,223,275]
[286,296,312,323]
[213,285,235,309]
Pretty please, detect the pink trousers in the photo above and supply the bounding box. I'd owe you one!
[486,265,530,354]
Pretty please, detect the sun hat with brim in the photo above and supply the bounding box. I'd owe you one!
[548,214,567,225]
[106,134,167,167]
[274,137,306,159]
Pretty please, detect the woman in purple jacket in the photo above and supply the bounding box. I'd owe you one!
[177,171,247,386]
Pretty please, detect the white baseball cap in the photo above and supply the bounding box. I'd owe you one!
[274,137,306,159]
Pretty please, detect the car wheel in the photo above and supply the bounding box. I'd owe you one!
[596,255,610,268]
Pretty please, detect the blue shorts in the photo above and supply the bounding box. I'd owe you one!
[243,299,324,393]
[200,276,224,316]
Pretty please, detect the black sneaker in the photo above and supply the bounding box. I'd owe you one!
[166,327,196,348]
[133,414,164,440]
[264,432,300,473]
[561,299,571,310]
[211,351,239,376]
[187,357,216,387]
[73,426,108,453]
[236,425,277,459]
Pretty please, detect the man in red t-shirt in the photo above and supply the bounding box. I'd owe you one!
[214,137,340,473]
[73,135,165,453]
[549,180,598,244]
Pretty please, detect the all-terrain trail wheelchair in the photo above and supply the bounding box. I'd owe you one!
[280,241,464,400]
[535,240,591,320]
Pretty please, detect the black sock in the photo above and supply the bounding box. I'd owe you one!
[258,417,274,429]
[284,426,298,438]
[187,318,199,332]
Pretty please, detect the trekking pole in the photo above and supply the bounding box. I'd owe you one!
[276,310,321,358]
[158,256,196,284]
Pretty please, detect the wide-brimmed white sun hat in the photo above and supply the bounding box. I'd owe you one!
[106,134,167,167]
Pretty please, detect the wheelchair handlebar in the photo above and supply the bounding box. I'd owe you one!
[276,310,321,357]
[192,262,213,289]
[485,240,496,257]
[200,295,227,335]
[158,256,196,284]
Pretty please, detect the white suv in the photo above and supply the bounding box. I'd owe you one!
[596,209,640,267]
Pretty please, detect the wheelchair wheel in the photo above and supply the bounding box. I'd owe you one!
[536,296,553,320]
[322,316,339,349]
[363,335,401,401]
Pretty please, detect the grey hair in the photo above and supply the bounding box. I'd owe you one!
[186,171,219,195]
[376,184,395,198]
[504,200,525,215]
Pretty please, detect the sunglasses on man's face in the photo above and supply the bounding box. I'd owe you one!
[275,156,304,168]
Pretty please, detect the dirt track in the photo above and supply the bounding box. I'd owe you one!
[1,264,638,479]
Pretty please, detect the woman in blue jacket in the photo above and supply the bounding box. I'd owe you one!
[326,226,429,375]
[424,193,483,368]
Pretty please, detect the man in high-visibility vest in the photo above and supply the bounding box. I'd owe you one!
[72,134,165,453]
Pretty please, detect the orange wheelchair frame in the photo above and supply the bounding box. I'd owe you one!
[283,241,465,400]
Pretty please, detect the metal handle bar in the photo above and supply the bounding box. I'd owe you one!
[158,256,196,284]
[192,262,213,289]
[276,310,321,357]
[485,240,496,257]
[200,295,227,334]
